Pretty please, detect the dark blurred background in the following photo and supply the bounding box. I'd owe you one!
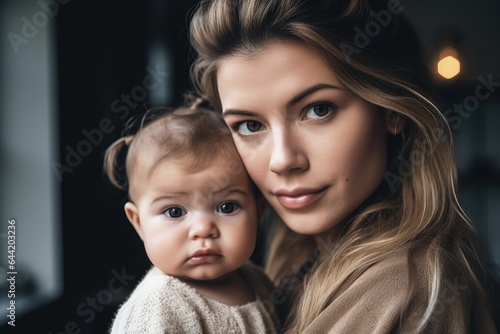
[0,0,498,332]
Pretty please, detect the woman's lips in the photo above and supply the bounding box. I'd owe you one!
[274,187,328,210]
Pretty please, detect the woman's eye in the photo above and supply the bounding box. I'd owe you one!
[237,121,262,135]
[164,207,186,218]
[217,202,240,214]
[305,104,335,119]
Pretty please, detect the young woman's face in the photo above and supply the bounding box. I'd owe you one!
[124,156,259,282]
[218,41,392,237]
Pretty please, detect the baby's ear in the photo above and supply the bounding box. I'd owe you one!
[385,110,405,135]
[124,202,143,240]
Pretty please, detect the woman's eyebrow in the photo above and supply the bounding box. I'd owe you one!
[287,83,342,107]
[222,83,342,117]
[222,109,257,117]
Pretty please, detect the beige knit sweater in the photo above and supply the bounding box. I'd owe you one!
[109,262,281,333]
[288,249,497,333]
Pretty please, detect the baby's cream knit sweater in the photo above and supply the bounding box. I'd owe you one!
[109,262,281,333]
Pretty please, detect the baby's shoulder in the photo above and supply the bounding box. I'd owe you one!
[109,272,206,334]
[115,269,198,315]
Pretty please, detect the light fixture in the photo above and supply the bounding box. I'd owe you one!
[437,47,460,79]
[435,31,462,80]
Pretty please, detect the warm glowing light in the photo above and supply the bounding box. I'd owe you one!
[437,47,460,79]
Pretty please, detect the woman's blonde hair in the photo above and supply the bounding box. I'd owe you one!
[189,0,498,332]
[103,97,238,200]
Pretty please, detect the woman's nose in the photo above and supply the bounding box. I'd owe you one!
[269,127,309,175]
[188,214,220,239]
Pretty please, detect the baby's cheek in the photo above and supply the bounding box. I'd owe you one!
[231,227,257,254]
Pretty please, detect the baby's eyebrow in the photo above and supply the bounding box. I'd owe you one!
[150,193,186,205]
[211,186,249,197]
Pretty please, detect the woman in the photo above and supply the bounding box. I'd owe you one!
[188,0,499,332]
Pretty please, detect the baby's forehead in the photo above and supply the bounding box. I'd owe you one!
[131,152,252,203]
[162,153,249,181]
[132,148,249,190]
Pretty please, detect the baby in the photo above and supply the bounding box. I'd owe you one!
[104,100,282,333]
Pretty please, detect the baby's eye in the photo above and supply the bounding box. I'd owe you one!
[164,206,186,218]
[305,104,335,119]
[237,121,263,135]
[217,202,240,214]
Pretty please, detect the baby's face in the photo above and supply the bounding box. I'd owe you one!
[125,156,259,282]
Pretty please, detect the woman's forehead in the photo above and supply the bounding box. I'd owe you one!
[217,41,343,110]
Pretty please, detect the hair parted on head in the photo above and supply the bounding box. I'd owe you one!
[103,106,177,191]
[103,92,233,197]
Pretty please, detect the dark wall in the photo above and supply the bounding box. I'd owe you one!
[1,1,198,333]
